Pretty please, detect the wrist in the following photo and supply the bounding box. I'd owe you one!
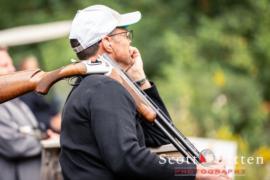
[135,77,147,87]
[125,63,146,81]
[128,71,146,81]
[135,77,151,89]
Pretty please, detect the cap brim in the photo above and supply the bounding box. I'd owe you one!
[118,11,141,27]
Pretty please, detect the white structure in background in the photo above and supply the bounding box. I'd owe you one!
[0,20,71,47]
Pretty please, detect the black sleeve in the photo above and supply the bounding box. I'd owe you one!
[90,80,196,180]
[139,82,173,147]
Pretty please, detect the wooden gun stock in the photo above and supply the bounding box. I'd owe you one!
[0,63,87,103]
[109,70,157,122]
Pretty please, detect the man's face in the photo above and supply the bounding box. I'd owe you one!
[107,28,133,68]
[0,49,15,75]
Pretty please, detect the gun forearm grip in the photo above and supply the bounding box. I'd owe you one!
[0,62,88,104]
[0,69,41,103]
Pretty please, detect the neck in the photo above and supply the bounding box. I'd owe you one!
[87,48,106,62]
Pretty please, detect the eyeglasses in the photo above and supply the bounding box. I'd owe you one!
[108,30,133,41]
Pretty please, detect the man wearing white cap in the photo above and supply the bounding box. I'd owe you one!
[60,5,229,180]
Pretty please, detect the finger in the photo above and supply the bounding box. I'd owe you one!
[129,46,136,54]
[124,58,135,72]
[130,46,140,56]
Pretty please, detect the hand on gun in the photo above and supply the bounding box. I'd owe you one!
[126,46,151,89]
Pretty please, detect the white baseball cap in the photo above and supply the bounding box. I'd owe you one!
[69,5,141,53]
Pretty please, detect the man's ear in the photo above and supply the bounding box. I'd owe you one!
[101,38,113,53]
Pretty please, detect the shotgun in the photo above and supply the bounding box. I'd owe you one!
[0,54,205,164]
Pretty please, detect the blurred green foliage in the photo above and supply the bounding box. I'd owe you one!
[1,0,270,179]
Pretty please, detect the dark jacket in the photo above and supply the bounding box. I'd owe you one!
[60,75,196,180]
[20,92,59,131]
